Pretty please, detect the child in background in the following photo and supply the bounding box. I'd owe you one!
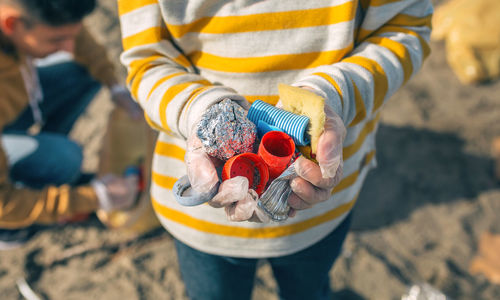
[0,0,140,248]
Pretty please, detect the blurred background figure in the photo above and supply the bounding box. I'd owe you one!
[432,0,500,288]
[0,0,142,249]
[432,0,500,183]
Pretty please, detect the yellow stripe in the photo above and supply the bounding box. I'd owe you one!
[146,72,184,101]
[155,141,185,161]
[367,36,413,83]
[159,80,210,130]
[130,64,158,99]
[152,171,177,189]
[358,26,431,60]
[343,114,380,160]
[118,0,157,16]
[173,53,193,69]
[358,13,432,42]
[387,14,432,29]
[377,26,431,59]
[122,27,166,50]
[144,111,163,131]
[126,55,164,85]
[342,56,387,113]
[364,151,376,165]
[184,86,212,112]
[144,113,164,132]
[369,0,403,7]
[244,95,280,105]
[167,2,356,38]
[152,195,357,238]
[349,81,367,127]
[312,72,344,109]
[332,150,375,194]
[190,46,352,73]
[333,169,358,194]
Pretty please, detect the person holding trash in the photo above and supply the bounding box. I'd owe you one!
[0,0,141,249]
[118,0,433,299]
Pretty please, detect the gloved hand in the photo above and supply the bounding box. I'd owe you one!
[110,85,143,120]
[185,131,222,196]
[92,174,139,212]
[185,98,269,222]
[287,104,346,215]
[208,177,270,222]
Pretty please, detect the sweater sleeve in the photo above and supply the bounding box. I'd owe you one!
[117,0,246,139]
[293,0,433,127]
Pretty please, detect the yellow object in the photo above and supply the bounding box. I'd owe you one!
[432,0,500,84]
[97,106,161,235]
[469,232,500,285]
[278,84,325,155]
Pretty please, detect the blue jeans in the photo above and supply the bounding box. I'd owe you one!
[2,62,100,188]
[174,213,352,300]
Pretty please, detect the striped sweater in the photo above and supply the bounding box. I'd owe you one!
[118,0,432,258]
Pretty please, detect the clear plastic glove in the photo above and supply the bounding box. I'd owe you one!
[185,132,221,195]
[110,85,143,120]
[92,174,139,212]
[208,177,270,222]
[288,104,346,215]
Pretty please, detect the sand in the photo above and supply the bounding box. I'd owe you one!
[1,0,499,299]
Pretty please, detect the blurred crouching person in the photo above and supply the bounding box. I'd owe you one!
[0,0,142,249]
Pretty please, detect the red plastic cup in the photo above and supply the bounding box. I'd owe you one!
[258,131,295,180]
[222,153,269,195]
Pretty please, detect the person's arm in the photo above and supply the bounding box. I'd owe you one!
[293,0,432,127]
[118,0,246,139]
[287,0,433,212]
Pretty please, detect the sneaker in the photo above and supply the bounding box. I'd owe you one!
[0,227,36,250]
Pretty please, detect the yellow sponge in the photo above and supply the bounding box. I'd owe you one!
[278,84,325,155]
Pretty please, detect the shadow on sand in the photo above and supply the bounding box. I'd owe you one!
[351,124,498,232]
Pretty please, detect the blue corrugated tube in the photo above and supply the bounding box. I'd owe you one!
[247,100,310,146]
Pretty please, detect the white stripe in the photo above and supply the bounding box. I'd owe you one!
[120,4,162,38]
[152,156,186,179]
[157,211,349,258]
[177,22,355,57]
[160,0,353,25]
[199,68,315,97]
[157,131,187,148]
[361,0,419,31]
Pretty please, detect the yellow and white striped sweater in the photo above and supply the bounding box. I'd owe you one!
[118,0,432,257]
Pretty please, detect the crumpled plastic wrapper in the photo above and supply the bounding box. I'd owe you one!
[432,0,500,84]
[197,99,257,161]
[257,162,297,222]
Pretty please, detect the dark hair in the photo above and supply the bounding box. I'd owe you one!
[15,0,97,27]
